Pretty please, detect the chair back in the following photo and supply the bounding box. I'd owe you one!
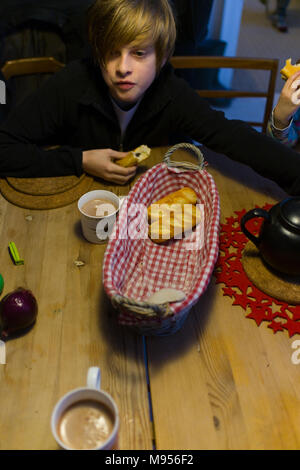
[1,57,65,80]
[170,56,278,133]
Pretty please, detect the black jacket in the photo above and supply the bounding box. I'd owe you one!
[1,58,300,195]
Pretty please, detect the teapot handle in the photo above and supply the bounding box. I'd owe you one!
[240,208,271,247]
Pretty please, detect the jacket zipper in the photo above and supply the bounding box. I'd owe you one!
[119,131,125,151]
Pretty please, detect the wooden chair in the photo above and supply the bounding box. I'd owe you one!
[1,56,65,80]
[0,57,65,147]
[170,56,279,133]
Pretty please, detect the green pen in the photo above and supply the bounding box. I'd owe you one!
[8,242,24,265]
[0,274,3,295]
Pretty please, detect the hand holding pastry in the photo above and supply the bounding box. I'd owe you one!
[274,59,300,129]
[115,145,151,167]
[82,148,137,184]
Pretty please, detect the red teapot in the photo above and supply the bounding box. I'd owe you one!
[240,197,300,276]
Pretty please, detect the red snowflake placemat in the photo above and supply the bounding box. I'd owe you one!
[214,204,300,337]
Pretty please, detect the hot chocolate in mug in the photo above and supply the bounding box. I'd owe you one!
[51,367,119,450]
[78,190,120,243]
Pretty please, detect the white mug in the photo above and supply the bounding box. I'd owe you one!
[78,190,120,243]
[51,367,119,450]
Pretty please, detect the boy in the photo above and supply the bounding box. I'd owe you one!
[1,0,300,195]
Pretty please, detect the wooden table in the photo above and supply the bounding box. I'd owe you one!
[0,146,299,450]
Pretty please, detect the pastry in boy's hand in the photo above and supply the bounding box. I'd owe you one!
[115,145,151,167]
[280,58,300,80]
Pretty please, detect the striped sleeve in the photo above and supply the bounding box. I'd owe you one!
[267,108,300,148]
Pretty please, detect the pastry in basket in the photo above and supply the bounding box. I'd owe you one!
[115,145,151,167]
[147,187,197,222]
[148,187,201,243]
[149,204,201,243]
[280,58,300,80]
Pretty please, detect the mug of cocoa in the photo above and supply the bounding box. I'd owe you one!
[51,367,119,450]
[78,190,120,243]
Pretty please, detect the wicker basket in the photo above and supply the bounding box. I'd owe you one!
[103,143,220,336]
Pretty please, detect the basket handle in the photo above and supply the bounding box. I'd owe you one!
[163,143,205,171]
[111,294,173,318]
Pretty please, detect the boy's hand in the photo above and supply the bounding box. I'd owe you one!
[274,70,300,129]
[82,148,137,184]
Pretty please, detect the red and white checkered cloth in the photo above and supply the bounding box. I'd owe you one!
[103,162,220,330]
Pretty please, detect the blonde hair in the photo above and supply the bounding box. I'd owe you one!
[87,0,176,70]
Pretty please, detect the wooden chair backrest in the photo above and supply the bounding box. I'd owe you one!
[1,57,65,80]
[170,56,279,133]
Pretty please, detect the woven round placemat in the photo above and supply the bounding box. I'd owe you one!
[0,174,94,209]
[7,174,87,195]
[242,241,300,304]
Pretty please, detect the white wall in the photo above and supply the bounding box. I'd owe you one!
[208,0,244,87]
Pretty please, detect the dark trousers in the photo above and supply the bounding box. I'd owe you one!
[276,0,291,17]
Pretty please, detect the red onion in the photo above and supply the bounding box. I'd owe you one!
[0,287,38,338]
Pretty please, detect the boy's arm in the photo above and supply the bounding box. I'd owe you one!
[170,78,300,195]
[0,71,136,184]
[266,70,300,148]
[267,109,299,147]
[273,71,300,127]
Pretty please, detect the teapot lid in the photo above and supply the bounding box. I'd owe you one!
[280,197,300,230]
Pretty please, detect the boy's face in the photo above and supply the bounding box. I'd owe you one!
[101,41,159,108]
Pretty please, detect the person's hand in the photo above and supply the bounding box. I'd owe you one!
[273,70,300,129]
[82,148,137,184]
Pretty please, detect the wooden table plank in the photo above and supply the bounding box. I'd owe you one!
[0,198,153,449]
[215,299,300,450]
[146,146,300,450]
